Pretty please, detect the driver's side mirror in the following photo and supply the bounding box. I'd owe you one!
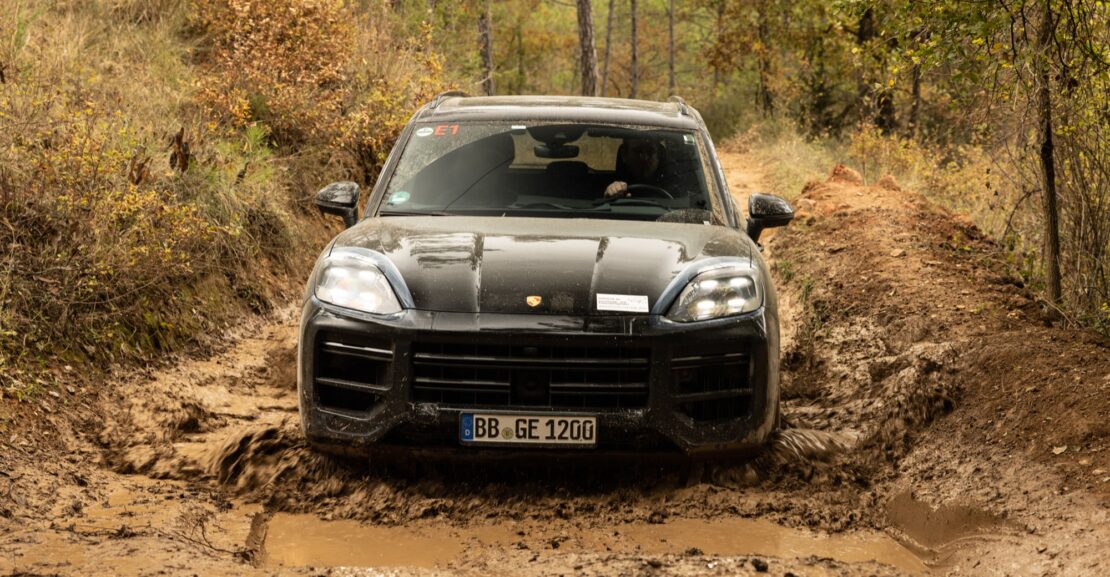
[746,193,794,243]
[315,181,360,228]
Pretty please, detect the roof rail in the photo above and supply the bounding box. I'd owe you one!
[668,95,691,117]
[430,90,468,109]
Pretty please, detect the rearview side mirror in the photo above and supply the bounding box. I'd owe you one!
[746,193,794,243]
[315,181,360,228]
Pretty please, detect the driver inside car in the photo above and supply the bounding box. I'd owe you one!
[604,137,667,199]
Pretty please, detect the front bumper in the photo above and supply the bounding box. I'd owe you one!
[298,298,779,456]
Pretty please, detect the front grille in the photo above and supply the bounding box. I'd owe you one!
[672,351,752,422]
[411,342,649,409]
[314,332,393,413]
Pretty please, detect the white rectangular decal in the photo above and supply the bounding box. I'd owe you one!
[596,293,649,313]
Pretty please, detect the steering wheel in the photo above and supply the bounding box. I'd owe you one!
[626,183,674,199]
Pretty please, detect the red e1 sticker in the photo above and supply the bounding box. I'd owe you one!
[434,124,459,136]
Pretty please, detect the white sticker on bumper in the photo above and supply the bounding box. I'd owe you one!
[596,293,649,313]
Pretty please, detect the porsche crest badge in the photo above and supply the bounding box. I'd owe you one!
[526,295,542,307]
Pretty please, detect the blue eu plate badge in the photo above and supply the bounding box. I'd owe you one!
[460,413,474,441]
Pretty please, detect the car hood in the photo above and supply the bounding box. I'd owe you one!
[331,216,753,315]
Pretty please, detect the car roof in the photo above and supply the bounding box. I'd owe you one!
[416,95,704,131]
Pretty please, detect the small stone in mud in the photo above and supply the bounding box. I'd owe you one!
[647,510,666,524]
[684,547,703,556]
[890,248,906,258]
[646,559,664,569]
[750,557,769,572]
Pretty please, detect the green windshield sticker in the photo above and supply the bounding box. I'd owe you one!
[387,191,411,205]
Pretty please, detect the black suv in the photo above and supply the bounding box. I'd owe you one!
[300,94,793,457]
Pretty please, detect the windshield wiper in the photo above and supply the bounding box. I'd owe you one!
[509,201,577,211]
[589,197,668,209]
[379,210,452,216]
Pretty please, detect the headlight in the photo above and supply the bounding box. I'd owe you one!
[666,264,763,322]
[314,252,402,315]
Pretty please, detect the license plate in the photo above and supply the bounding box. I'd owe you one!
[460,413,597,447]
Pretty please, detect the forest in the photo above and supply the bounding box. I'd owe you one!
[2,3,1109,575]
[0,0,1107,388]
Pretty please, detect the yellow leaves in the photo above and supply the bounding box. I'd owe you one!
[191,0,357,146]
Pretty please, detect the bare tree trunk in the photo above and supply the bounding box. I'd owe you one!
[667,0,676,96]
[576,0,599,96]
[601,0,615,95]
[756,0,774,115]
[478,1,494,96]
[855,7,875,125]
[855,6,897,133]
[876,90,896,134]
[713,2,723,91]
[630,0,638,98]
[515,24,525,93]
[909,63,921,137]
[1036,0,1063,312]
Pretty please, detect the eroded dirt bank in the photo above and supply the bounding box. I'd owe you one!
[1,153,1107,576]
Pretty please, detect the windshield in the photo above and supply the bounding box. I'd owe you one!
[378,121,724,223]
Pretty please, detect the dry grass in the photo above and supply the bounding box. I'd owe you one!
[0,0,451,393]
[0,1,295,381]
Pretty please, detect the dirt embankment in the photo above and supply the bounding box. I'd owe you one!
[1,154,1107,576]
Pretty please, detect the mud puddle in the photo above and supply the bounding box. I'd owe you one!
[885,492,1020,553]
[263,514,513,568]
[263,514,929,573]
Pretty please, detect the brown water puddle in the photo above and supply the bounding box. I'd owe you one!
[621,518,928,572]
[885,491,1019,551]
[263,513,929,573]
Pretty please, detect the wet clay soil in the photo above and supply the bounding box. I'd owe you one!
[1,153,1108,576]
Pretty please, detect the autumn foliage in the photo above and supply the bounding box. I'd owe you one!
[191,0,445,181]
[0,0,446,391]
[191,0,354,146]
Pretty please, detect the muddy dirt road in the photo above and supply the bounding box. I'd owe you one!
[2,152,1108,576]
